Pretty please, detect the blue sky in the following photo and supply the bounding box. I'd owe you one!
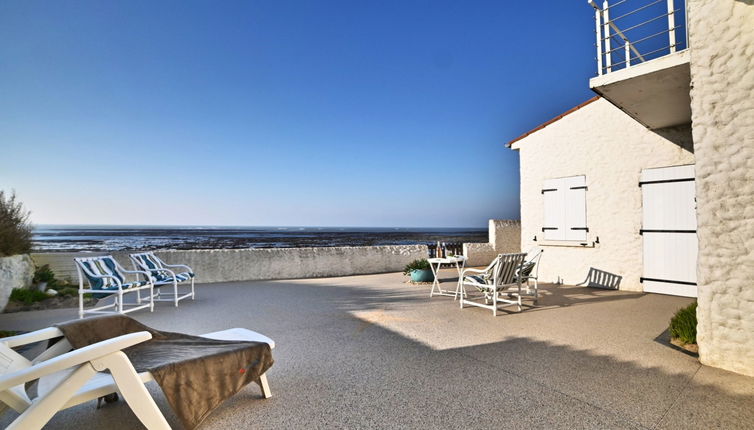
[0,1,595,227]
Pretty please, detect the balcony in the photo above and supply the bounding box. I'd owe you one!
[588,0,691,129]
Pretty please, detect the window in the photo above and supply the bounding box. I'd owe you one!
[542,175,588,241]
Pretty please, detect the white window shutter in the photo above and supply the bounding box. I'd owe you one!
[543,175,587,242]
[542,178,565,240]
[564,175,587,241]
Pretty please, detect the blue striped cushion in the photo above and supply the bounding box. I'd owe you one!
[90,280,149,299]
[81,257,123,289]
[154,272,193,284]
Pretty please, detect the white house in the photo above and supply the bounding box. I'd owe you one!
[507,0,753,377]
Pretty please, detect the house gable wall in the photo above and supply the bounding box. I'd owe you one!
[513,98,693,290]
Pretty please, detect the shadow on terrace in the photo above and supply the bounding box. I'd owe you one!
[1,271,752,429]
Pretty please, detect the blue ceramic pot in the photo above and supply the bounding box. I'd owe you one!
[410,269,434,283]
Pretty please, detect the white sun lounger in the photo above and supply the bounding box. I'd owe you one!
[0,326,274,430]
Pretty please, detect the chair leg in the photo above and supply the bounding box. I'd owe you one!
[8,364,96,430]
[257,373,272,398]
[493,292,498,317]
[93,352,171,430]
[191,278,195,300]
[79,291,84,319]
[173,281,179,307]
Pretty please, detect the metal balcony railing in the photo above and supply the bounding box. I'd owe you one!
[589,0,688,76]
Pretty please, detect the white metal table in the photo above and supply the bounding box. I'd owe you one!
[427,255,467,299]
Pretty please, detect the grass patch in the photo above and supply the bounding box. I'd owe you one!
[669,302,697,345]
[9,288,49,305]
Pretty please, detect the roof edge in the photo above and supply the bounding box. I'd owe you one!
[506,96,601,149]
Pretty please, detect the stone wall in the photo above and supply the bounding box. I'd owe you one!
[463,219,521,266]
[32,245,428,284]
[0,255,35,311]
[511,98,694,290]
[688,0,754,376]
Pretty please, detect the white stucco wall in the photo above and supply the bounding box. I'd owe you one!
[0,254,35,311]
[31,245,428,284]
[688,0,754,376]
[511,98,694,290]
[464,219,521,266]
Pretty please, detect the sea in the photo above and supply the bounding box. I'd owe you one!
[32,225,488,252]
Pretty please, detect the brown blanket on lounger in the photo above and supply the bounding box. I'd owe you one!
[56,315,274,430]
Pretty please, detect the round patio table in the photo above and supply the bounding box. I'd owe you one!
[427,255,467,299]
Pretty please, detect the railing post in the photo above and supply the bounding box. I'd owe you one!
[625,41,631,67]
[595,6,603,75]
[602,0,612,73]
[667,0,676,53]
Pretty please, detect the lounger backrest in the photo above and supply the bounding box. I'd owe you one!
[493,253,527,286]
[0,343,33,413]
[74,256,125,289]
[130,252,164,280]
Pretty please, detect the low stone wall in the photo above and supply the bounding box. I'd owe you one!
[32,245,428,284]
[0,255,35,311]
[464,219,521,266]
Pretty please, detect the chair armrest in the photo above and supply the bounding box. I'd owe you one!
[161,263,192,273]
[118,268,154,283]
[1,327,64,349]
[461,268,487,276]
[0,331,152,391]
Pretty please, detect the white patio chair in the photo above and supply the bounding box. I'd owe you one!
[459,253,527,316]
[0,326,275,430]
[129,252,195,307]
[74,256,155,319]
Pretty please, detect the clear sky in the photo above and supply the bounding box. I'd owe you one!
[0,1,596,227]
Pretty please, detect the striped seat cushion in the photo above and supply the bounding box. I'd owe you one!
[136,253,165,280]
[154,272,194,285]
[517,262,536,278]
[91,280,150,299]
[80,258,124,290]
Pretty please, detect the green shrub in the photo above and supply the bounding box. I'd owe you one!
[57,287,79,297]
[670,302,697,344]
[33,264,57,285]
[9,288,49,305]
[0,191,32,257]
[403,258,430,276]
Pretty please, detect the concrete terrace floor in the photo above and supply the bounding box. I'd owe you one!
[1,270,753,429]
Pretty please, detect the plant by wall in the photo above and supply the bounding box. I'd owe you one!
[33,264,57,286]
[669,302,697,345]
[0,191,32,257]
[403,258,430,276]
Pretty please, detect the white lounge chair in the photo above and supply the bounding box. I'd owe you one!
[129,252,195,307]
[459,252,527,316]
[0,326,274,430]
[74,256,155,319]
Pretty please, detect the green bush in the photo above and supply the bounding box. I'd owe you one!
[670,302,698,345]
[33,264,57,285]
[9,288,49,305]
[57,287,79,297]
[403,258,430,276]
[0,191,32,257]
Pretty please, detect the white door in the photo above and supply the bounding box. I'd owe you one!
[640,165,697,297]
